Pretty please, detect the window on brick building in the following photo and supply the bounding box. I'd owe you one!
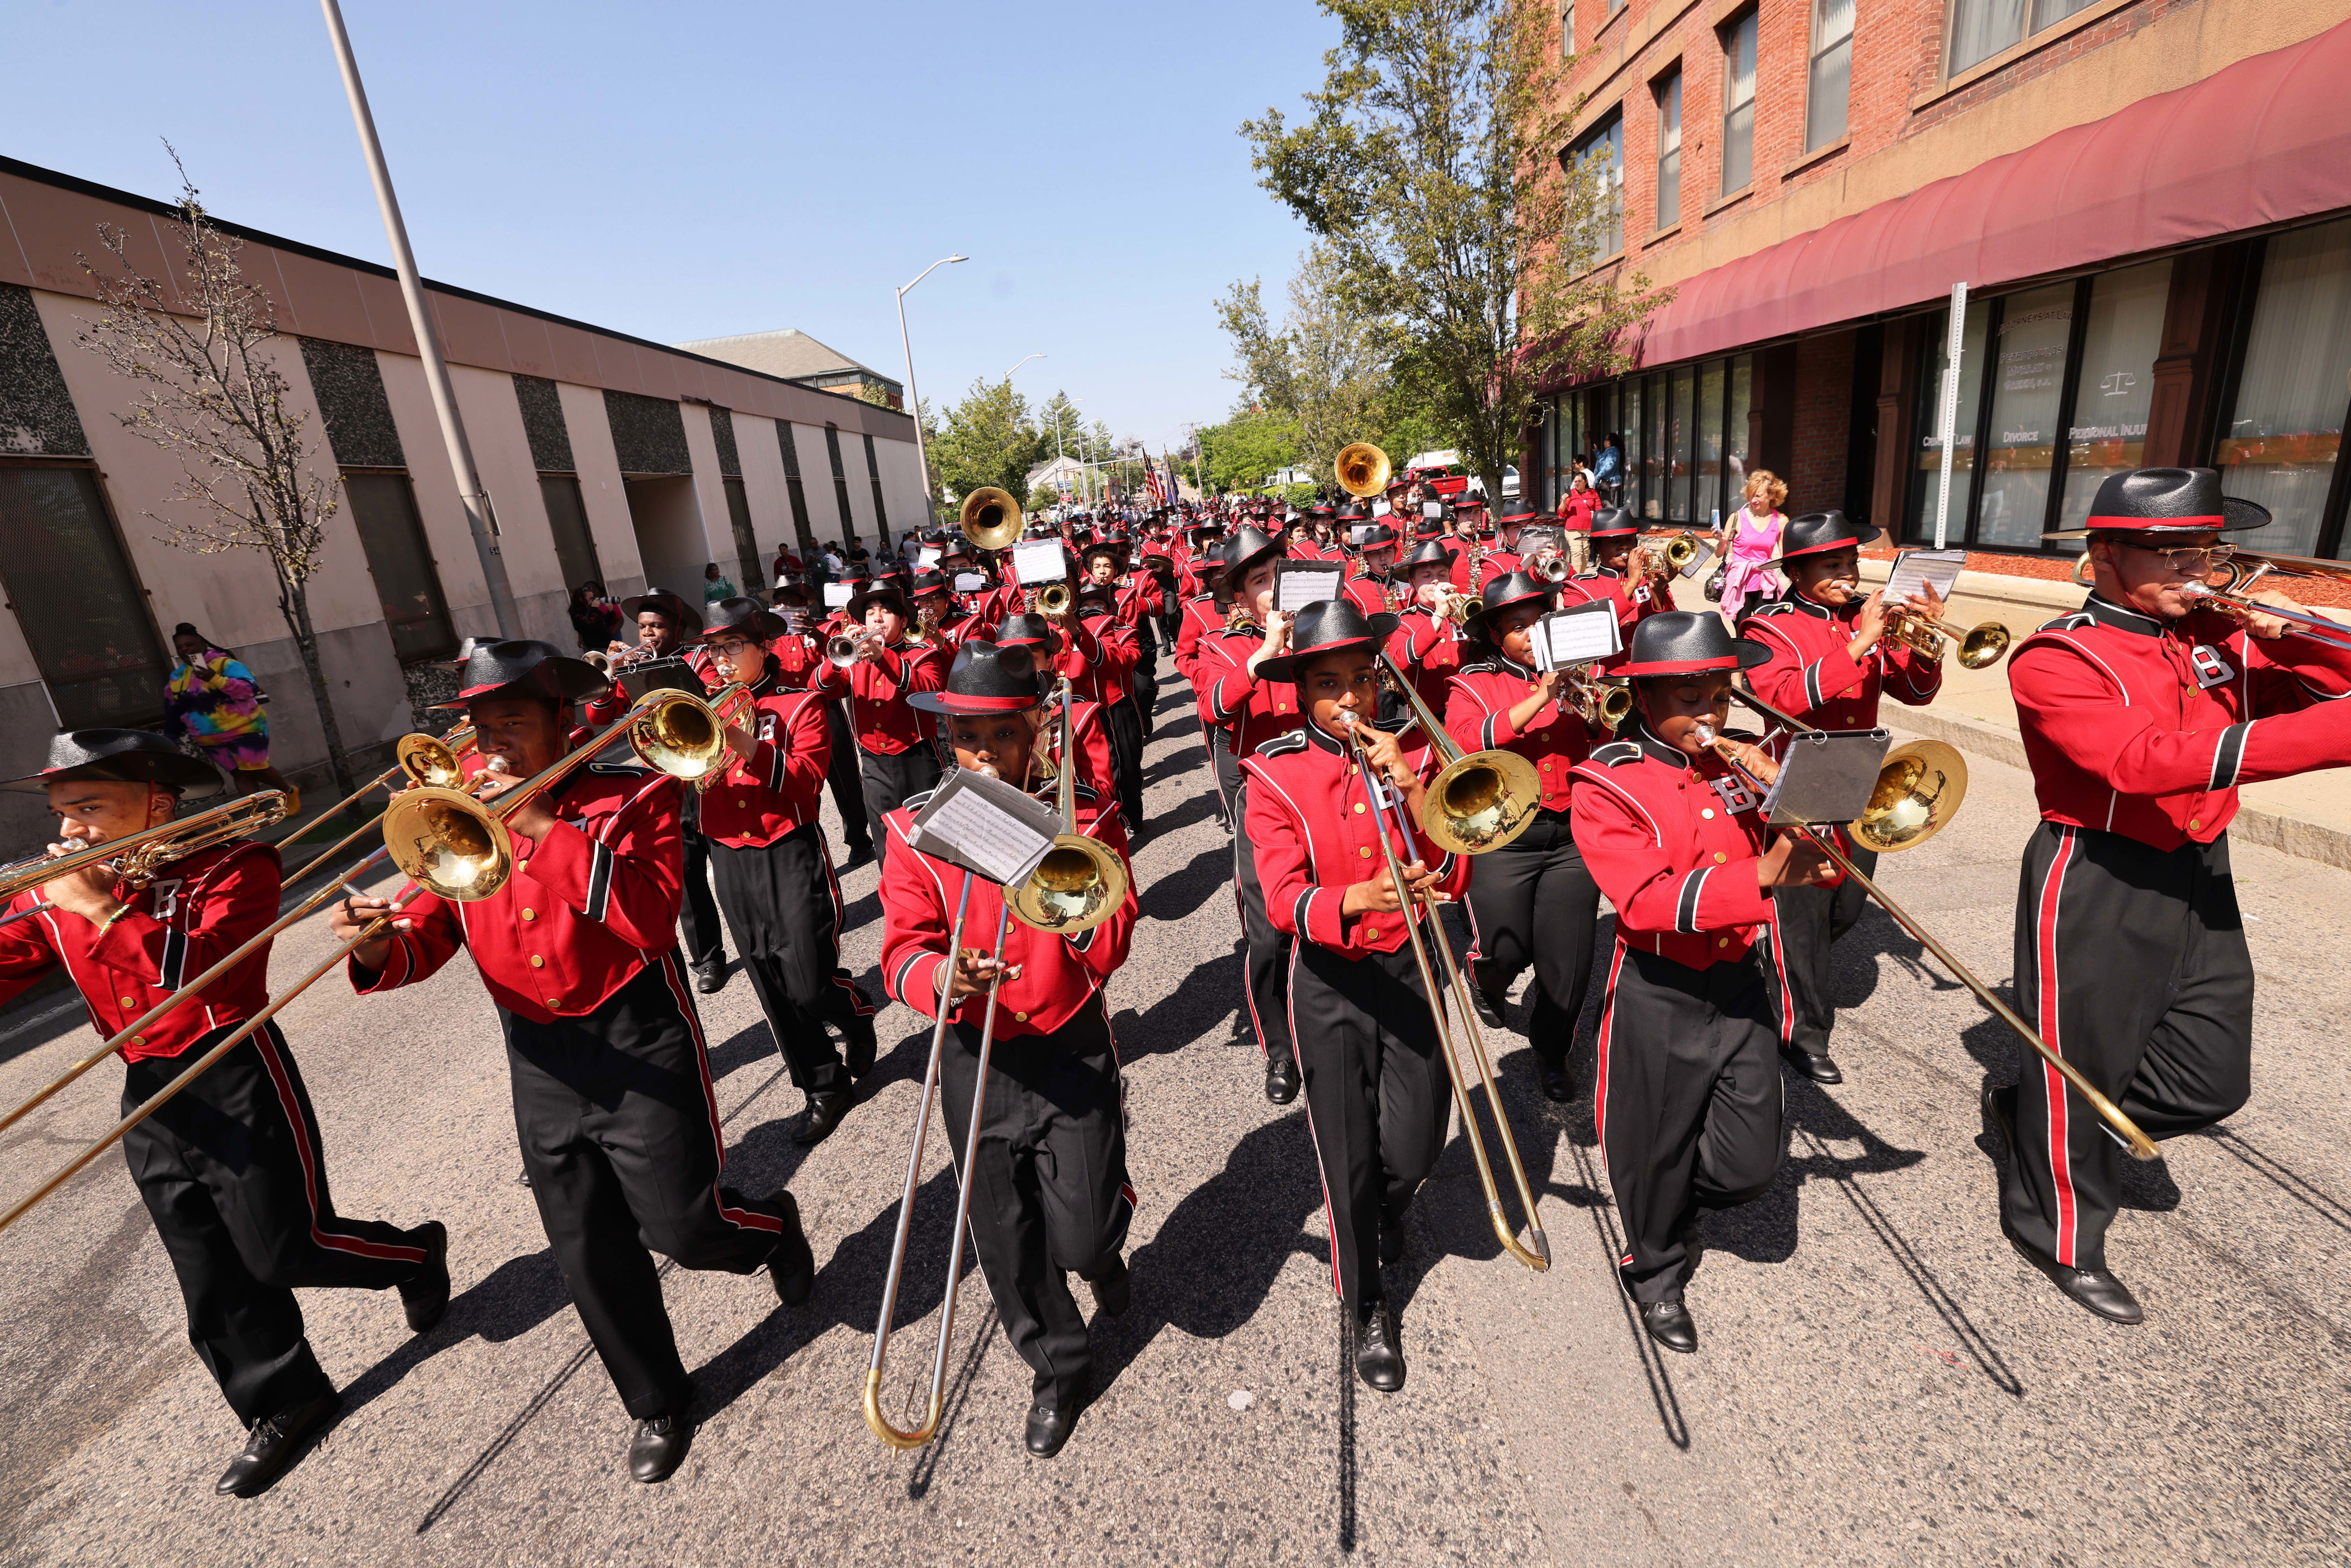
[1807,0,1853,150]
[2213,218,2351,557]
[2056,259,2173,534]
[1565,111,1624,262]
[1721,12,1758,195]
[1607,0,1624,13]
[1948,0,2097,77]
[1654,68,1682,231]
[1561,0,1575,57]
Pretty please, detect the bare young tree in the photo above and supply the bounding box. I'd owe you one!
[73,147,354,793]
[1218,244,1399,484]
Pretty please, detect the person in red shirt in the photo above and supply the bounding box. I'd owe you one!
[815,579,949,868]
[1341,523,1404,617]
[884,642,1139,1458]
[1571,614,1834,1355]
[1990,468,2351,1324]
[1444,571,1603,1104]
[1556,473,1601,535]
[1388,538,1472,719]
[992,613,1120,807]
[698,599,878,1148]
[1243,599,1469,1392]
[1566,509,1673,656]
[330,641,815,1484]
[1737,510,1946,1086]
[0,731,443,1497]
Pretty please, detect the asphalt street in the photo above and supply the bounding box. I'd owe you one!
[1,678,2347,1566]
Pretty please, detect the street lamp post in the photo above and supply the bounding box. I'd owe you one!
[896,253,967,533]
[1004,353,1044,383]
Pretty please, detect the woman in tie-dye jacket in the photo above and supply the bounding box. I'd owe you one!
[163,623,295,806]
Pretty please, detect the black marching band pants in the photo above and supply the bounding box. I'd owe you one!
[707,824,874,1097]
[939,998,1133,1409]
[2005,822,2253,1271]
[1105,698,1147,837]
[1292,938,1450,1310]
[678,788,723,969]
[1596,945,1783,1304]
[1208,724,1240,833]
[1463,807,1601,1065]
[1763,841,1875,1057]
[825,699,873,853]
[1131,616,1160,737]
[1228,772,1294,1069]
[122,1022,430,1427]
[859,745,944,870]
[504,954,791,1419]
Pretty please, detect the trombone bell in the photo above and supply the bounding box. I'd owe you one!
[959,487,1025,551]
[1009,836,1129,933]
[1851,740,1969,854]
[1422,750,1543,855]
[1335,442,1392,499]
[382,787,515,902]
[632,691,731,781]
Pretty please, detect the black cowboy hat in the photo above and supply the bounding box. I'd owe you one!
[1758,509,1882,570]
[2041,466,2272,542]
[907,641,1045,717]
[906,569,953,599]
[1498,505,1540,527]
[1413,519,1451,544]
[991,613,1058,648]
[1401,538,1458,572]
[1255,597,1401,683]
[1586,508,1641,540]
[1080,536,1131,567]
[1620,612,1771,678]
[3,728,227,798]
[1308,501,1336,518]
[770,580,811,608]
[1219,525,1285,581]
[1454,494,1490,513]
[1463,570,1554,627]
[1336,499,1371,523]
[438,638,612,709]
[844,580,910,626]
[618,589,704,638]
[704,596,788,642]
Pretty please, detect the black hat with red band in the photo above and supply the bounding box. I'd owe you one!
[1586,507,1642,540]
[1463,570,1554,626]
[844,579,911,626]
[439,638,611,709]
[618,589,704,638]
[1254,596,1401,683]
[990,613,1059,648]
[2041,466,2271,542]
[1757,509,1882,570]
[1498,505,1541,529]
[1219,525,1285,581]
[704,596,789,642]
[1400,538,1459,572]
[907,641,1044,717]
[4,728,226,798]
[1621,612,1771,678]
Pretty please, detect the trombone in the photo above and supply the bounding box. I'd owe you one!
[2182,552,2351,650]
[0,689,740,1234]
[1707,683,2160,1161]
[0,790,294,934]
[1010,678,1130,932]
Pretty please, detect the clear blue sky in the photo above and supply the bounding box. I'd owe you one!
[4,0,1336,453]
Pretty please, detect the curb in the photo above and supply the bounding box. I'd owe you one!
[1888,706,2351,874]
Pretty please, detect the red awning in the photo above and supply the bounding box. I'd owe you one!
[1632,19,2351,368]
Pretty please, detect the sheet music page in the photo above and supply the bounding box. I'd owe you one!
[953,571,987,593]
[1013,539,1067,585]
[919,546,942,569]
[1885,549,1966,603]
[1275,563,1345,614]
[822,583,853,607]
[1538,600,1622,669]
[911,770,1058,884]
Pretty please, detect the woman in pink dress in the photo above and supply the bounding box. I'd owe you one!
[1712,470,1789,621]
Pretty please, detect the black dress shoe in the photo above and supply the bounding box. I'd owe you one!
[792,1090,852,1147]
[398,1220,451,1333]
[843,842,876,870]
[1264,1055,1301,1106]
[1086,1256,1132,1319]
[1378,1220,1404,1266]
[1024,1403,1077,1458]
[1539,1062,1572,1103]
[765,1192,815,1307]
[215,1389,339,1496]
[692,956,729,996]
[1780,1044,1843,1084]
[1637,1298,1698,1354]
[1470,984,1506,1030]
[1354,1301,1405,1392]
[2002,1218,2144,1324]
[843,1015,878,1080]
[628,1414,693,1484]
[1983,1081,2018,1154]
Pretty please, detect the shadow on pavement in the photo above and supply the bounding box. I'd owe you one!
[1115,948,1243,1062]
[1137,840,1239,925]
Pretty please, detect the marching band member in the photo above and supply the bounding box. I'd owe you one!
[1446,571,1602,1104]
[1199,525,1309,1102]
[1478,506,1537,588]
[330,641,815,1484]
[0,732,445,1498]
[1991,468,2351,1323]
[1568,509,1674,652]
[1390,537,1470,715]
[1341,522,1403,617]
[993,613,1120,806]
[815,576,949,868]
[1738,510,1945,1085]
[1571,614,1834,1354]
[698,599,878,1148]
[1075,577,1147,835]
[1243,599,1469,1391]
[883,642,1139,1457]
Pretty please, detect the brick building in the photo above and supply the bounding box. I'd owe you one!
[1528,0,2351,584]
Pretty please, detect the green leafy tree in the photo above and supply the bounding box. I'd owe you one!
[1242,0,1669,501]
[930,378,1050,503]
[1193,409,1302,495]
[1217,244,1398,487]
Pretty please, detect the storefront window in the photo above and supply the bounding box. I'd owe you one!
[2215,218,2351,557]
[1907,298,1990,542]
[2055,259,2172,534]
[1976,283,2073,548]
[1727,355,1753,499]
[1669,363,1696,522]
[1621,376,1643,515]
[1643,371,1668,519]
[1698,358,1726,525]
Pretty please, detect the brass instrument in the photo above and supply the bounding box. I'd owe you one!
[1335,442,1392,499]
[0,790,294,908]
[1340,709,1549,1272]
[959,487,1025,551]
[1700,688,2159,1162]
[1885,605,2013,669]
[827,629,883,667]
[1225,601,1253,632]
[1010,678,1130,935]
[1562,666,1633,732]
[1631,531,1704,581]
[2183,577,2351,651]
[1031,582,1073,619]
[1525,547,1571,584]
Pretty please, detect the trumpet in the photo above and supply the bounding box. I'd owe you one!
[1030,582,1072,619]
[1631,531,1704,580]
[1525,547,1571,584]
[827,628,883,667]
[1701,688,2161,1162]
[1884,604,2014,668]
[1562,666,1633,731]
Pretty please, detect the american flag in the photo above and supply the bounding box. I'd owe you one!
[1144,453,1169,506]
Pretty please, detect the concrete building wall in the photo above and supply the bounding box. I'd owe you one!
[873,432,930,538]
[731,411,794,581]
[788,421,849,547]
[555,380,644,603]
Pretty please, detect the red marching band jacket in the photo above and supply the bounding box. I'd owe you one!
[1444,653,1596,813]
[878,780,1136,1040]
[1388,603,1464,713]
[2008,593,2351,852]
[351,763,685,1026]
[1198,623,1308,756]
[1076,612,1137,709]
[694,670,833,847]
[1563,567,1672,663]
[1738,593,1943,735]
[1172,593,1224,684]
[1241,721,1469,960]
[1569,724,1778,969]
[1115,572,1163,629]
[0,840,280,1062]
[814,636,949,754]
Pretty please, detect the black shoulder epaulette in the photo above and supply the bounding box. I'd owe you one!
[1571,569,1600,582]
[901,786,940,813]
[2038,612,2095,633]
[1254,730,1309,757]
[1745,599,1795,618]
[1455,659,1501,676]
[588,759,655,778]
[1068,780,1103,802]
[1588,741,1643,767]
